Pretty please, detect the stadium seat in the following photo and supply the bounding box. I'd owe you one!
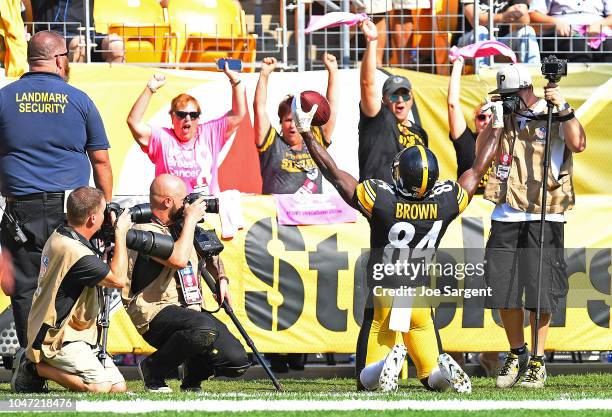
[94,0,172,63]
[167,0,257,72]
[411,0,459,75]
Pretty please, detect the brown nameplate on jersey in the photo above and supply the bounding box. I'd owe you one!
[395,203,438,220]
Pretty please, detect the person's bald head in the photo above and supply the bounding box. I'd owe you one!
[149,174,188,220]
[27,31,66,65]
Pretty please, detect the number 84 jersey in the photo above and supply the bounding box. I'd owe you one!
[354,179,469,287]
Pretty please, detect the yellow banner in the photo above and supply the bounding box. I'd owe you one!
[0,194,610,353]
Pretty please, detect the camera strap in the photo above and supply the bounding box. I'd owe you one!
[516,110,575,123]
[59,225,103,257]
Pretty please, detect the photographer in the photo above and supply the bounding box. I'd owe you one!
[122,174,249,393]
[12,187,130,393]
[482,64,586,389]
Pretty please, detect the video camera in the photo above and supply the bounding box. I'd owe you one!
[100,202,174,260]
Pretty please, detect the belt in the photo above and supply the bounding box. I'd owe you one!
[5,192,65,203]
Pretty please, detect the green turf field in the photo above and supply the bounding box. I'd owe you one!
[1,375,612,416]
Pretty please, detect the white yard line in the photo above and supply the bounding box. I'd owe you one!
[76,399,612,413]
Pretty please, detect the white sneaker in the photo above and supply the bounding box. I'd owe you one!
[379,344,407,392]
[438,353,472,394]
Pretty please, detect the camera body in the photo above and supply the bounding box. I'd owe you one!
[501,95,521,115]
[183,193,219,214]
[100,202,152,243]
[541,55,567,83]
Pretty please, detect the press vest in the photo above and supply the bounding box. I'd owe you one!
[122,222,203,334]
[484,99,575,214]
[26,231,100,363]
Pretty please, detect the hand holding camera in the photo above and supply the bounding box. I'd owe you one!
[183,196,208,225]
[543,83,566,109]
[114,209,133,237]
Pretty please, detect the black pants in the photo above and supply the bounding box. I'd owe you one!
[0,195,65,347]
[142,305,249,382]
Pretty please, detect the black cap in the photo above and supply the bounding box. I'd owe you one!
[382,75,412,96]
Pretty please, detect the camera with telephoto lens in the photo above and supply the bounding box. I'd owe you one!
[100,202,174,259]
[183,193,219,213]
[541,55,567,84]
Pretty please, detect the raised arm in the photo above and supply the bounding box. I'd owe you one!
[126,74,165,148]
[458,121,501,202]
[359,20,382,118]
[292,98,358,208]
[544,83,586,153]
[223,62,247,140]
[253,57,276,146]
[321,53,339,142]
[448,56,468,140]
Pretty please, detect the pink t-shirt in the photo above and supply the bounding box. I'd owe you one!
[146,115,229,194]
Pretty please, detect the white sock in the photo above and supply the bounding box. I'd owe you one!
[427,367,449,391]
[359,359,386,391]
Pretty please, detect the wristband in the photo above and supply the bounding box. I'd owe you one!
[231,79,241,87]
[218,276,229,284]
[557,101,570,112]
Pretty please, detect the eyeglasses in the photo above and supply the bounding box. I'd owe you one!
[389,94,411,103]
[476,114,491,121]
[53,51,69,58]
[174,111,201,119]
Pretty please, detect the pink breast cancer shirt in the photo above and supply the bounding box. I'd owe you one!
[146,115,228,194]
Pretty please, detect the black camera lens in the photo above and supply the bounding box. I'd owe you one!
[129,203,152,223]
[126,229,174,260]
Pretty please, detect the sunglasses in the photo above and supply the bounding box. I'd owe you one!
[174,111,201,119]
[389,94,411,103]
[54,51,69,58]
[476,114,491,121]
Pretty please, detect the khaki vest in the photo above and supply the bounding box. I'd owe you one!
[26,230,100,363]
[484,99,575,214]
[122,222,202,334]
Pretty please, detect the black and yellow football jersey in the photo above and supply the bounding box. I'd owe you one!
[355,178,469,287]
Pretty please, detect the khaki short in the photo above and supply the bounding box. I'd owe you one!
[43,341,124,385]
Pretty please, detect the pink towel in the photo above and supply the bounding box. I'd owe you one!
[574,25,612,49]
[218,190,244,239]
[305,12,368,34]
[450,40,517,63]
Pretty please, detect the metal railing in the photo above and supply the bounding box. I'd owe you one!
[22,0,611,72]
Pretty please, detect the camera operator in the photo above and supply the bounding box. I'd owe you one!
[11,187,130,393]
[482,64,586,389]
[122,174,249,393]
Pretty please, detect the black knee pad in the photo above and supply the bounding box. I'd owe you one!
[214,361,251,378]
[184,328,218,351]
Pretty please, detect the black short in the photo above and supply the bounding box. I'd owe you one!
[484,220,568,313]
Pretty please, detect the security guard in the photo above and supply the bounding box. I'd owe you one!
[122,174,250,393]
[0,30,112,350]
